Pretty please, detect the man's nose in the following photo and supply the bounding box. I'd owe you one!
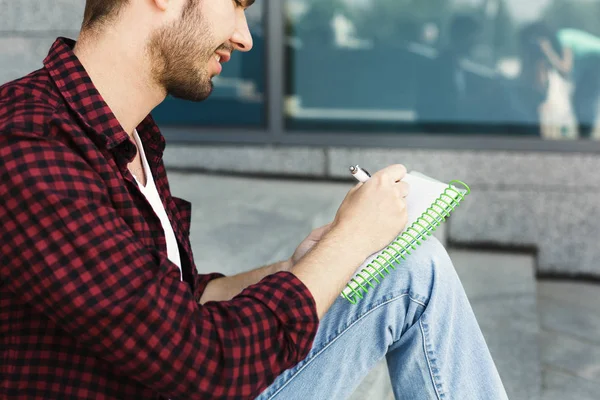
[230,11,253,52]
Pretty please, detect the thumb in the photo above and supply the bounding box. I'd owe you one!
[350,182,363,192]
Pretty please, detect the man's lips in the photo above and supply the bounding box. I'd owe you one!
[214,51,231,64]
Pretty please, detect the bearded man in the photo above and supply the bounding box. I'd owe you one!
[0,1,508,399]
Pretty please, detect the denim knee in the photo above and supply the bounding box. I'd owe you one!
[375,236,458,305]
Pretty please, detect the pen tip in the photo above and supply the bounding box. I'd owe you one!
[349,165,356,173]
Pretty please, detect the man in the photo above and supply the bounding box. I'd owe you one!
[0,1,508,399]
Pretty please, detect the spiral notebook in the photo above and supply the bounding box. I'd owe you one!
[341,172,470,304]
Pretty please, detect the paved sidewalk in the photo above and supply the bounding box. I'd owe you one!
[167,171,600,400]
[538,280,600,400]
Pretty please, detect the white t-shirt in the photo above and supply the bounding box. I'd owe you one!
[132,130,182,281]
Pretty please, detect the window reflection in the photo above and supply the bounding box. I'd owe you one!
[285,0,600,140]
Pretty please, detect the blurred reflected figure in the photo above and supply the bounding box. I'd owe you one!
[540,28,600,138]
[416,14,481,127]
[510,23,577,138]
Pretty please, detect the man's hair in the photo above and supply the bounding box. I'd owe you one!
[82,0,129,31]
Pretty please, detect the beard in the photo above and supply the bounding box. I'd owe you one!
[147,1,224,102]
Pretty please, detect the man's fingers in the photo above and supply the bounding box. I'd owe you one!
[396,181,410,198]
[347,182,363,195]
[310,222,333,239]
[376,164,407,183]
[316,222,332,234]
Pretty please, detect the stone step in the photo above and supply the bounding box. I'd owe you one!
[449,249,541,400]
[538,280,600,400]
[168,172,352,275]
[167,172,541,399]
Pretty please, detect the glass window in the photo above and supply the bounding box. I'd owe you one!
[152,0,266,127]
[285,0,600,140]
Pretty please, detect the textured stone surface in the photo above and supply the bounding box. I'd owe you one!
[538,296,600,347]
[449,250,541,400]
[0,0,84,32]
[0,35,78,85]
[538,281,600,347]
[538,280,600,312]
[538,280,600,400]
[328,147,600,189]
[541,331,600,383]
[542,370,600,400]
[166,171,350,275]
[164,145,327,178]
[450,189,600,276]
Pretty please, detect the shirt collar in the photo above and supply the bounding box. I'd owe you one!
[43,37,165,159]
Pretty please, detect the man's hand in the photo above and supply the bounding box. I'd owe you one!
[290,223,333,267]
[291,164,410,317]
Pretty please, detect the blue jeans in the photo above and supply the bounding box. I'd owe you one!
[256,238,508,400]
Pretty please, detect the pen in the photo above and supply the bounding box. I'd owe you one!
[349,165,371,183]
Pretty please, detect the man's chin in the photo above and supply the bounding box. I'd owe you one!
[168,81,213,102]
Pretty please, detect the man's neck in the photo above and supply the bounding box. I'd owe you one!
[73,28,166,139]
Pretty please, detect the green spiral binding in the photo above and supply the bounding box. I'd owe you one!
[342,180,471,304]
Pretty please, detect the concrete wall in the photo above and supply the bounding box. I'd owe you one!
[2,0,598,278]
[164,145,600,278]
[0,0,83,85]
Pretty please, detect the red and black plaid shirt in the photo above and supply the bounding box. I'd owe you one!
[0,37,318,400]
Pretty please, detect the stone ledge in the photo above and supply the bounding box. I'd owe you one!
[163,145,600,278]
[164,145,327,177]
[328,147,600,189]
[449,190,600,276]
[450,250,541,400]
[166,171,350,275]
